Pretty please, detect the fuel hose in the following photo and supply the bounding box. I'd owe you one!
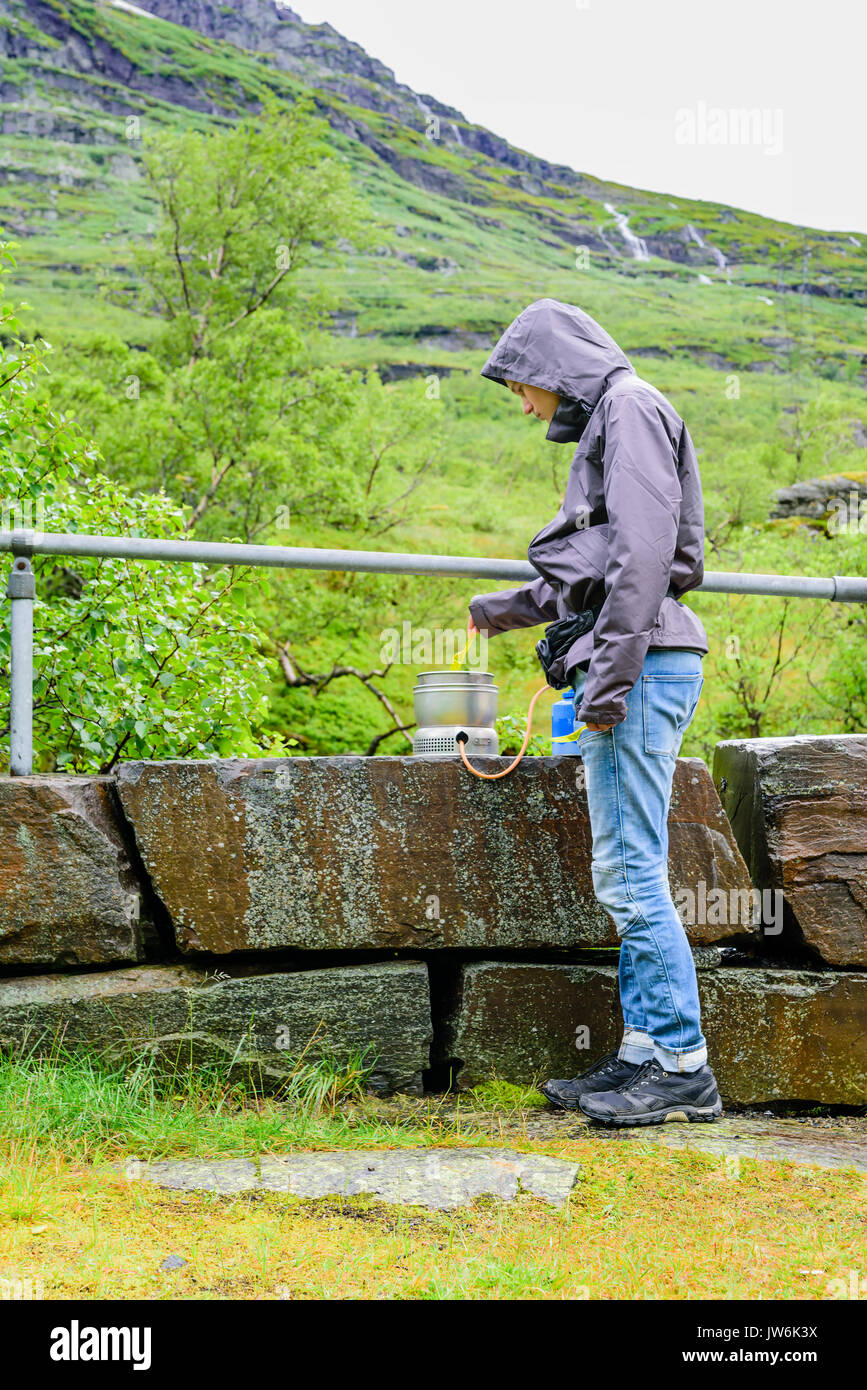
[456,683,589,780]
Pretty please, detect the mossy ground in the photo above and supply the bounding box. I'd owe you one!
[0,1057,862,1300]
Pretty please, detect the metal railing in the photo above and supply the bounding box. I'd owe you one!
[3,526,867,776]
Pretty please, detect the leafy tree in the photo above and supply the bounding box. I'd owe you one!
[769,395,864,485]
[41,101,445,751]
[684,521,861,758]
[0,240,287,774]
[805,529,867,731]
[134,96,363,361]
[79,97,409,541]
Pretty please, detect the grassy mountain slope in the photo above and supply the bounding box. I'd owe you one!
[1,0,866,758]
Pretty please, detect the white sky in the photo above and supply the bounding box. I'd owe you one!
[293,0,865,234]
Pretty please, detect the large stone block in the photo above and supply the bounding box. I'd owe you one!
[0,776,143,966]
[713,735,867,966]
[441,961,867,1106]
[0,960,431,1094]
[115,756,754,954]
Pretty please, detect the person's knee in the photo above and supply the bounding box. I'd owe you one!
[591,860,641,934]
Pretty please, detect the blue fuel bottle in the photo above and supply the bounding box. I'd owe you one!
[551,689,582,757]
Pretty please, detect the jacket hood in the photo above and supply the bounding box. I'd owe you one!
[481,298,634,443]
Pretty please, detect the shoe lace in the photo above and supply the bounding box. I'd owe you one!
[614,1060,667,1092]
[580,1050,623,1079]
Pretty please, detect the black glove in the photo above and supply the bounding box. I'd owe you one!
[535,602,605,686]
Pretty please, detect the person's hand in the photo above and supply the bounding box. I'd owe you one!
[467,613,479,639]
[584,722,614,732]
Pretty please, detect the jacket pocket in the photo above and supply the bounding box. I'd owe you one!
[641,673,703,757]
[527,524,609,613]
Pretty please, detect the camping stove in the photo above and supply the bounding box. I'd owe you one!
[411,669,499,758]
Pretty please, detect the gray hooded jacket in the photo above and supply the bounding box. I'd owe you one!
[468,299,708,727]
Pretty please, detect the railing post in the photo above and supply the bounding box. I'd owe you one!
[7,532,35,776]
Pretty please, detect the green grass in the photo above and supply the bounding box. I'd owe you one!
[0,1045,404,1164]
[467,1079,549,1111]
[0,1053,862,1299]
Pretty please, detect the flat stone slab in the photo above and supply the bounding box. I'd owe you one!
[713,734,867,966]
[127,1148,582,1209]
[0,961,431,1094]
[639,1114,867,1172]
[0,776,142,966]
[114,755,754,954]
[441,962,867,1106]
[380,1100,867,1174]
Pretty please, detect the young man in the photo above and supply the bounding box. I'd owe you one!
[467,298,722,1128]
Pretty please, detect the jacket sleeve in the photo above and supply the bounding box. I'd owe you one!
[576,391,682,726]
[469,575,559,636]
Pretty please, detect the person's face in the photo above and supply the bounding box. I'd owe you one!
[505,378,561,423]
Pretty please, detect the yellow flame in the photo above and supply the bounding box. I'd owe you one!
[552,724,588,742]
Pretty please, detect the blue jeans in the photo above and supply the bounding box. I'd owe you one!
[572,648,707,1071]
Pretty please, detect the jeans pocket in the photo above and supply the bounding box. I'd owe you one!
[577,726,608,747]
[642,673,704,757]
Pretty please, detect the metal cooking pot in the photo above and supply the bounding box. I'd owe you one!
[413,669,498,730]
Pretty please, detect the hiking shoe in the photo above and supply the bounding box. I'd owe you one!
[539,1051,641,1110]
[578,1059,723,1127]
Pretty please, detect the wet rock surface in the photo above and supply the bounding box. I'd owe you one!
[0,776,143,966]
[365,1097,867,1173]
[115,755,753,954]
[0,961,431,1094]
[0,745,861,1108]
[713,734,867,967]
[769,474,867,522]
[630,1113,867,1171]
[441,962,867,1106]
[128,1148,583,1209]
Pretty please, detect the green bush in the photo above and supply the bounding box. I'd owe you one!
[0,240,289,773]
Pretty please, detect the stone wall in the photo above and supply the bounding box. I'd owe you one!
[112,754,752,953]
[439,963,865,1106]
[0,748,864,1106]
[713,734,867,968]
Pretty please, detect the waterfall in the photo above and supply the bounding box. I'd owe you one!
[687,222,727,271]
[603,203,649,261]
[110,0,157,15]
